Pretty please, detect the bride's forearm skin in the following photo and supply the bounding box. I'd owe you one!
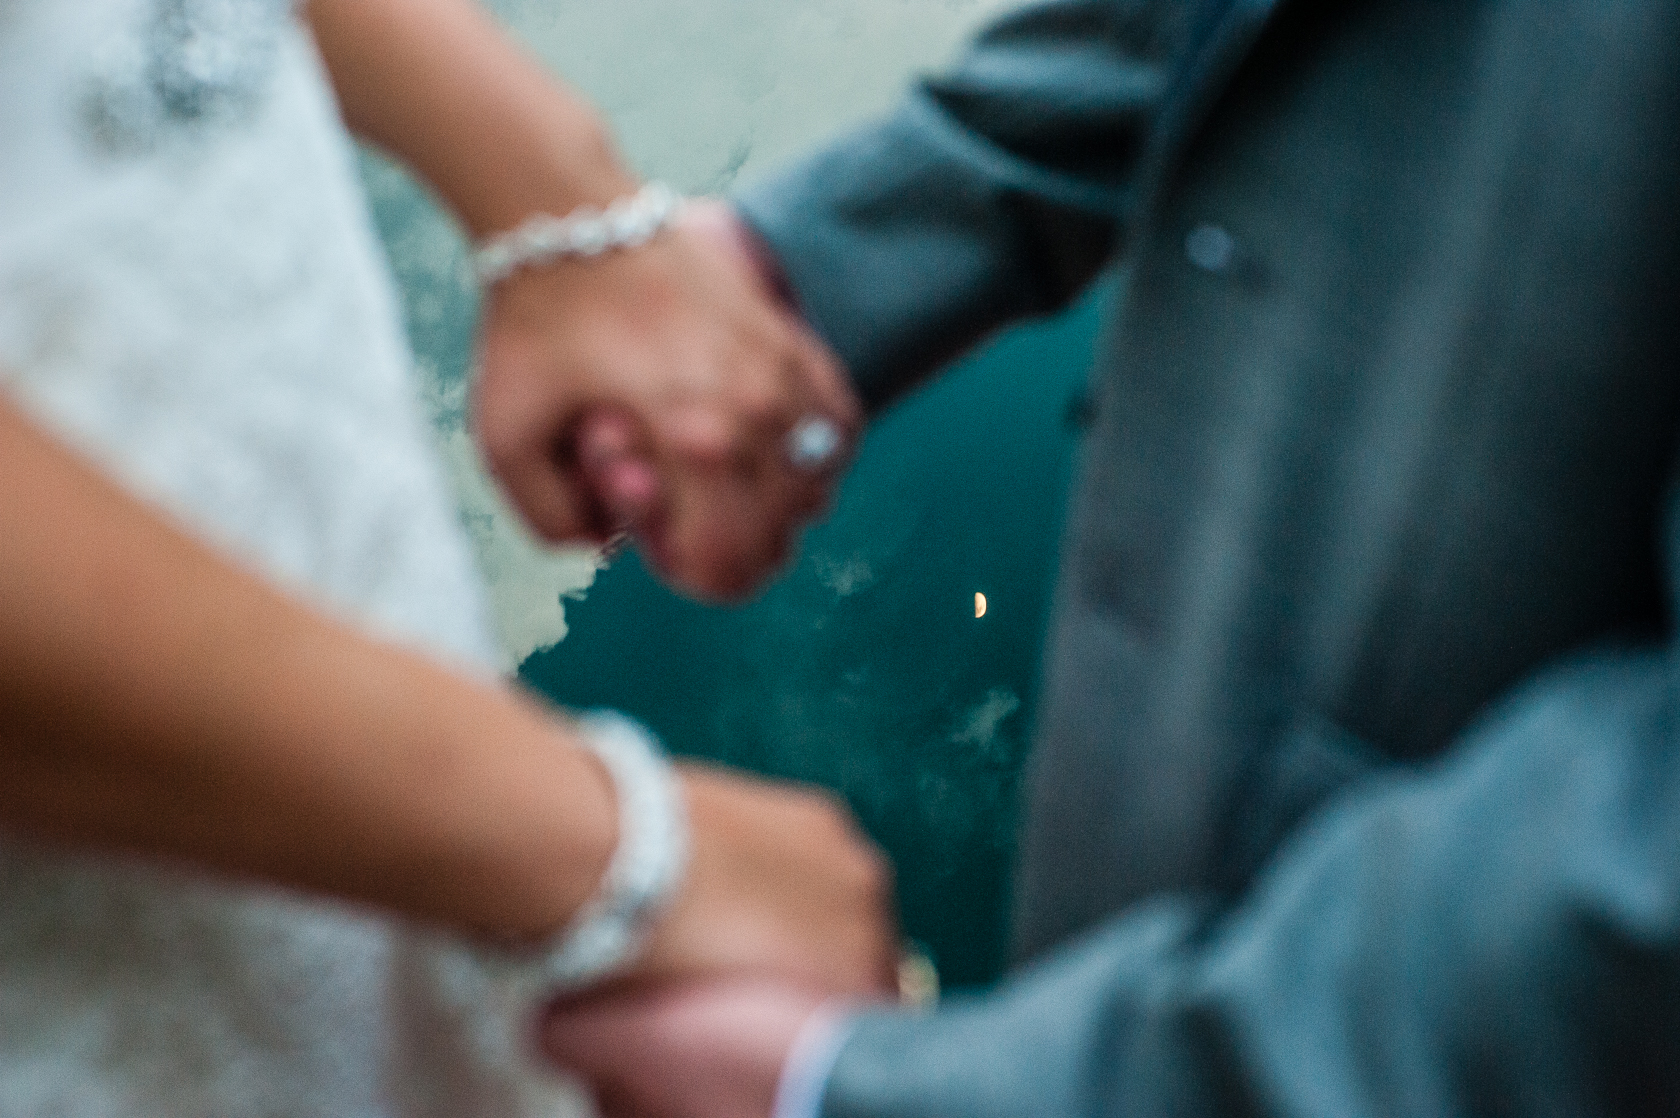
[306,0,636,237]
[0,394,617,944]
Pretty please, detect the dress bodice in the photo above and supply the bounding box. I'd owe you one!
[0,3,575,1114]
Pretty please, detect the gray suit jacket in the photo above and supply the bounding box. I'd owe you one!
[737,0,1680,1113]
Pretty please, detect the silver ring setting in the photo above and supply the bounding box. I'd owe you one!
[787,416,843,471]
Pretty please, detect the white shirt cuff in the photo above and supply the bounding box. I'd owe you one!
[771,1001,861,1118]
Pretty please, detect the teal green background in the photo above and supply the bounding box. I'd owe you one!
[365,152,1107,989]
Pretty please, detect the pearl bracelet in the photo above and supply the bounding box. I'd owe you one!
[472,183,684,286]
[521,711,687,992]
[455,711,687,1035]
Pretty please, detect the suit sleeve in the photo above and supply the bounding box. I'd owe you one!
[819,632,1680,1117]
[733,0,1242,410]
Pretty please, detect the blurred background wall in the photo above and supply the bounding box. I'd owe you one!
[362,0,1109,988]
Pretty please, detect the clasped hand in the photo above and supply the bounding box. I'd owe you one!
[540,770,891,1118]
[476,201,889,1114]
[474,198,860,601]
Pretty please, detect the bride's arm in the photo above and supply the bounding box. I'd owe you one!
[307,0,628,239]
[306,0,862,603]
[0,394,613,940]
[0,392,894,994]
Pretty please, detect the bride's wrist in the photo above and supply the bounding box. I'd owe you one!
[447,108,639,243]
[467,712,688,997]
[538,711,689,984]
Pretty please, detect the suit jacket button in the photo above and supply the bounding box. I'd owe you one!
[1185,223,1236,273]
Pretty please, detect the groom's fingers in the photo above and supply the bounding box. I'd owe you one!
[565,311,851,602]
[640,408,822,601]
[577,410,664,530]
[543,982,829,1118]
[651,454,794,601]
[573,396,837,602]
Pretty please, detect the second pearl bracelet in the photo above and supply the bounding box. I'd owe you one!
[497,710,689,998]
[471,182,684,285]
[432,711,687,1087]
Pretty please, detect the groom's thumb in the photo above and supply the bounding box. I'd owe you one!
[576,409,662,530]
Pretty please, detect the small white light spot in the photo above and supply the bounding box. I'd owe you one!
[788,416,842,470]
[975,592,988,619]
[1185,223,1236,273]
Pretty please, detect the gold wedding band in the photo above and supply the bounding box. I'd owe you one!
[897,942,940,1012]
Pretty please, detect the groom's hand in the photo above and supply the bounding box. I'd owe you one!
[475,208,859,602]
[544,980,833,1118]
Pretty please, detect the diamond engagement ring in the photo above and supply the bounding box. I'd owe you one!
[787,416,843,471]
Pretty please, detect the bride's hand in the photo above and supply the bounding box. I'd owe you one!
[312,0,856,600]
[474,208,860,602]
[625,763,900,998]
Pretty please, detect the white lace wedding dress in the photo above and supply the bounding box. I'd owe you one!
[0,1,585,1113]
